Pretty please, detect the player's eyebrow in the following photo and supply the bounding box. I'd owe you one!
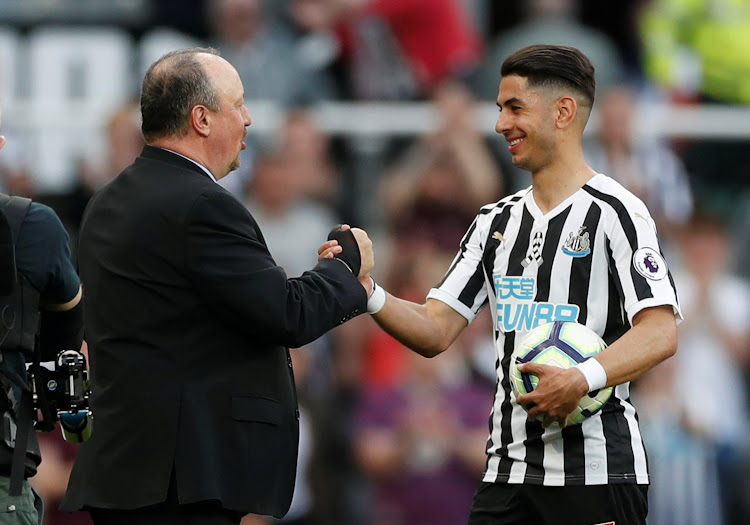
[498,97,523,108]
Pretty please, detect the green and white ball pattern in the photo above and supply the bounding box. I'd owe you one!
[510,321,613,425]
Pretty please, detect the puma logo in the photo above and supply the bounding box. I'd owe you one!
[492,231,506,242]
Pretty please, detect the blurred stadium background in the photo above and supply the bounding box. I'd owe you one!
[2,1,750,524]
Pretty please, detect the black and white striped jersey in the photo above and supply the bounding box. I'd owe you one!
[427,173,682,486]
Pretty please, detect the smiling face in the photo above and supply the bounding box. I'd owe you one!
[495,74,558,174]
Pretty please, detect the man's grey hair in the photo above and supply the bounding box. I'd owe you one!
[140,47,222,142]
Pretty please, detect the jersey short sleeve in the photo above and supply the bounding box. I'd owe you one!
[426,214,490,323]
[16,202,80,304]
[603,189,682,324]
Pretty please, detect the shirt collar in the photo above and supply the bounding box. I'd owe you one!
[157,147,217,183]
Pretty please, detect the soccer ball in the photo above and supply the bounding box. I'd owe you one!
[509,321,613,425]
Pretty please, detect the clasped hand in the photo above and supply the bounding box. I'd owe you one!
[515,363,589,428]
[317,224,374,278]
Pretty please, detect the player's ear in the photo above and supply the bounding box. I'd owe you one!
[555,97,577,129]
[0,135,5,151]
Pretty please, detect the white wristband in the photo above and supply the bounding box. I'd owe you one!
[575,358,608,392]
[367,279,386,314]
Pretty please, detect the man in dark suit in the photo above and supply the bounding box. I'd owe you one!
[61,48,374,525]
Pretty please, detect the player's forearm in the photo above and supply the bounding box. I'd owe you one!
[371,295,451,358]
[597,305,677,387]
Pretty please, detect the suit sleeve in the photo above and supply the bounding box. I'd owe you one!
[184,190,367,348]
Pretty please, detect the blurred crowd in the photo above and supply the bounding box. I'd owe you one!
[2,0,750,524]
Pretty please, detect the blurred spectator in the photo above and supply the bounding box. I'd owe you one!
[0,121,30,196]
[583,85,694,237]
[207,0,338,105]
[1,169,35,199]
[102,102,144,179]
[36,101,144,255]
[639,0,750,105]
[578,0,643,73]
[639,0,750,195]
[380,80,503,254]
[302,320,373,525]
[353,344,491,525]
[295,0,483,100]
[241,108,372,522]
[242,152,339,278]
[270,109,341,209]
[477,0,626,101]
[153,0,211,39]
[732,191,750,281]
[285,0,344,87]
[360,248,455,390]
[240,346,319,525]
[365,81,502,392]
[69,102,143,222]
[634,360,723,525]
[33,432,93,525]
[670,210,750,525]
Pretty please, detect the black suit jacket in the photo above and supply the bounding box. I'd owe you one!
[62,146,366,517]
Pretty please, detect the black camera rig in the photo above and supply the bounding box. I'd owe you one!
[28,349,93,442]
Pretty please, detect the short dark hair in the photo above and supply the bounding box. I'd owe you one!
[501,45,596,108]
[140,47,222,142]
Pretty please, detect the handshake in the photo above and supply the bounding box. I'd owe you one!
[319,224,375,293]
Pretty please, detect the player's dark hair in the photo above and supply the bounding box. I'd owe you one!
[140,47,221,142]
[501,45,596,108]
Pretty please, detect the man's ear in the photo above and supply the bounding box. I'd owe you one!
[191,105,211,137]
[555,97,578,129]
[0,135,5,151]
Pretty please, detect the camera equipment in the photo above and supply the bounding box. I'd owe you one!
[28,349,93,442]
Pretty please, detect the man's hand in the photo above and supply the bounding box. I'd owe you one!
[515,363,589,428]
[320,224,374,278]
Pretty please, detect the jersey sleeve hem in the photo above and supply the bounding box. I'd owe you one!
[426,288,476,323]
[626,297,683,326]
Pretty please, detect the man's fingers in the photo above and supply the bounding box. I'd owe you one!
[515,392,533,406]
[516,362,544,375]
[318,240,340,256]
[526,408,565,428]
[327,226,361,275]
[318,247,341,261]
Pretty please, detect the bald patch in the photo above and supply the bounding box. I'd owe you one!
[140,47,222,141]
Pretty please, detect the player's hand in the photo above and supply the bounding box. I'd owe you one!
[515,363,589,428]
[317,239,373,296]
[350,227,374,277]
[323,224,374,278]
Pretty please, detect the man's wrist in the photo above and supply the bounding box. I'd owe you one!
[367,279,386,314]
[575,357,608,392]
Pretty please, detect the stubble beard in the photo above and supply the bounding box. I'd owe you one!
[228,152,241,173]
